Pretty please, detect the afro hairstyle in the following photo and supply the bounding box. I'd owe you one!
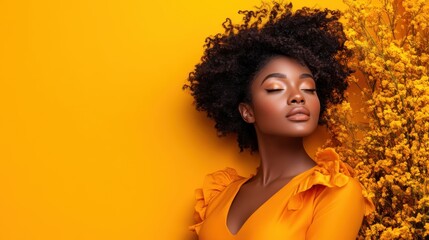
[184,2,352,152]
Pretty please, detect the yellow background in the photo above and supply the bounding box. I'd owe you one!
[0,0,345,239]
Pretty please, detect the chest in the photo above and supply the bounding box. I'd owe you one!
[226,180,292,235]
[198,180,316,240]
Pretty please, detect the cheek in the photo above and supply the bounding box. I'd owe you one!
[311,96,321,115]
[305,97,321,125]
[252,96,285,117]
[315,102,321,116]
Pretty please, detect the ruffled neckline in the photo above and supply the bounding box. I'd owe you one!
[287,148,374,214]
[190,148,375,233]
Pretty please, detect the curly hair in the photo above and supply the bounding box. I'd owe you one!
[184,2,352,152]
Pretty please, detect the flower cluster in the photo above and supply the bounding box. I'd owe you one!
[324,0,429,238]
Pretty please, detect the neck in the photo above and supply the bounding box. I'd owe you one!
[254,133,316,185]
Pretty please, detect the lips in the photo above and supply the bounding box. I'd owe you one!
[286,107,310,121]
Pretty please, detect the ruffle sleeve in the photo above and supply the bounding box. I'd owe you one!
[287,148,375,216]
[190,167,245,234]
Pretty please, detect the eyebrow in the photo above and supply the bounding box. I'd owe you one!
[260,72,315,85]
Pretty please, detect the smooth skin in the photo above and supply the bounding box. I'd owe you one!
[230,56,320,234]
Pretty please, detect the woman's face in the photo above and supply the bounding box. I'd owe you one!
[239,56,320,138]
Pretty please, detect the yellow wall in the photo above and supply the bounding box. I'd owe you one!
[0,0,345,239]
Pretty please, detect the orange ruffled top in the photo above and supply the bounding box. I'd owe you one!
[190,148,375,240]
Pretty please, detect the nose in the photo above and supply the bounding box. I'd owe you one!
[287,90,305,105]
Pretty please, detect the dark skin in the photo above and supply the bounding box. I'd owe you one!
[227,56,320,234]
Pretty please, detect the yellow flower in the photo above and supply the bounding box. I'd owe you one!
[326,0,429,238]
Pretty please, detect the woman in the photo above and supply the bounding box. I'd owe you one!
[184,2,374,239]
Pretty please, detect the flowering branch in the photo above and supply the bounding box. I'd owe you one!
[324,0,429,238]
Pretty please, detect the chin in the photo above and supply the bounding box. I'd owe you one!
[286,131,315,138]
[267,129,316,138]
[284,125,318,137]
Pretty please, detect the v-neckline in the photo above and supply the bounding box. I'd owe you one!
[225,165,317,236]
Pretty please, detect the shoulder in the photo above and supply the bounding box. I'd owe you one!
[305,152,373,239]
[288,148,374,215]
[190,168,246,234]
[201,167,245,191]
[312,148,375,215]
[315,176,365,205]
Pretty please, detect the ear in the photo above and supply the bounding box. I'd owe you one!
[238,103,255,123]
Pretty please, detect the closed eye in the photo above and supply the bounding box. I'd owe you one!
[302,89,317,93]
[266,89,284,93]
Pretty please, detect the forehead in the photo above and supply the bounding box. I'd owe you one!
[253,56,311,80]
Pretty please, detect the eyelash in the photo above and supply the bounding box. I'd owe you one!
[266,89,283,93]
[303,89,317,93]
[266,89,317,93]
